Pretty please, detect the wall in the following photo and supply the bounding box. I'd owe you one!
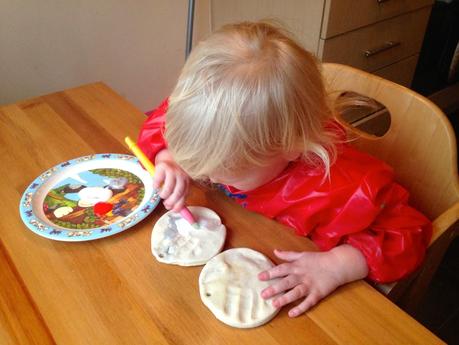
[0,0,196,112]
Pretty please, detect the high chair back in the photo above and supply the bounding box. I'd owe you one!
[322,63,459,313]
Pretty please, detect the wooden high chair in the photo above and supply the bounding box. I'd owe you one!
[322,63,459,314]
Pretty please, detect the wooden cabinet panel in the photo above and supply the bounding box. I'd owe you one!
[319,7,431,72]
[321,0,434,38]
[374,54,419,87]
[210,0,325,53]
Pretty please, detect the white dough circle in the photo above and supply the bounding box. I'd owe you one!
[151,206,226,266]
[199,248,280,328]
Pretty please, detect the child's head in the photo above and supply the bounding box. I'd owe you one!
[165,21,337,188]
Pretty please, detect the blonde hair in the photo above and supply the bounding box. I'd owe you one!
[165,21,338,180]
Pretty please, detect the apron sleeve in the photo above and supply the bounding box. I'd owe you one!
[343,182,432,283]
[137,98,169,161]
[309,163,432,284]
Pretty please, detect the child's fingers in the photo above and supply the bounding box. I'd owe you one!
[170,198,185,213]
[258,262,292,281]
[159,170,176,199]
[287,293,320,317]
[166,178,187,206]
[260,275,298,299]
[272,284,308,309]
[164,196,184,212]
[166,190,186,212]
[152,168,166,189]
[165,177,189,211]
[274,249,304,262]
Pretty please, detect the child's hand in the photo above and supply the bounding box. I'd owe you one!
[258,245,368,317]
[153,149,190,212]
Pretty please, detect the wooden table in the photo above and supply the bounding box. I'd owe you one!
[0,83,444,345]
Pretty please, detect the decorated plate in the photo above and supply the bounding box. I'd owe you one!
[19,153,160,241]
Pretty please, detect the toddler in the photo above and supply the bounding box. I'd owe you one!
[138,21,432,317]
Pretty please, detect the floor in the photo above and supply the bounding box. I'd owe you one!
[414,236,459,344]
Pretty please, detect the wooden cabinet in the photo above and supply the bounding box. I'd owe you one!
[206,0,325,53]
[321,0,433,38]
[205,0,434,87]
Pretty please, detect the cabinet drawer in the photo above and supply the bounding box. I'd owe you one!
[373,54,419,87]
[318,7,431,72]
[321,0,434,38]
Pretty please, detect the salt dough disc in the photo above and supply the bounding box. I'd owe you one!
[199,248,280,328]
[151,206,226,266]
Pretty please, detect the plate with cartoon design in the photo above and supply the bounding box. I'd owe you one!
[19,153,160,241]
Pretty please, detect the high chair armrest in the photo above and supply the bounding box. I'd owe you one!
[431,201,459,245]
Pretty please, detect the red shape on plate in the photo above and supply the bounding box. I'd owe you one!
[94,202,113,217]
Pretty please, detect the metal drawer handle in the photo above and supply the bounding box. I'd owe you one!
[364,41,400,58]
[377,0,391,3]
